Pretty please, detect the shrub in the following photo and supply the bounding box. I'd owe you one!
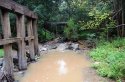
[90,38,125,80]
[38,28,55,42]
[64,18,79,41]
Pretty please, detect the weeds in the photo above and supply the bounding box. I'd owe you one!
[0,49,4,58]
[90,38,125,81]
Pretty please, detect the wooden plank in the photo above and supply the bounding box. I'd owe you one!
[23,6,38,19]
[0,0,37,19]
[1,9,14,81]
[27,18,35,61]
[0,0,11,10]
[10,0,24,14]
[32,19,40,56]
[16,15,27,70]
[25,36,34,41]
[0,37,21,45]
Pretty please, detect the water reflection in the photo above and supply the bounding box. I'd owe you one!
[57,59,68,75]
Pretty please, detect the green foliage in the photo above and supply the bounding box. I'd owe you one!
[90,38,125,80]
[38,28,55,42]
[78,0,112,29]
[0,49,4,58]
[64,18,78,41]
[14,0,115,42]
[15,0,64,42]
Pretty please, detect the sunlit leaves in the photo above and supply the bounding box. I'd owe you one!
[80,0,113,30]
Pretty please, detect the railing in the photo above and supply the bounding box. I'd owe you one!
[0,0,40,81]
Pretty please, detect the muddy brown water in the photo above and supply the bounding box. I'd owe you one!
[20,51,89,82]
[19,50,114,82]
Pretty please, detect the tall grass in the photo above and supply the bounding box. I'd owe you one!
[90,38,125,81]
[0,49,4,58]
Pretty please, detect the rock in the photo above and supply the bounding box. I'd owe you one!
[68,43,79,50]
[94,62,100,65]
[18,71,25,76]
[57,43,69,51]
[54,37,60,43]
[14,71,26,81]
[14,71,25,77]
[14,80,19,82]
[71,43,79,50]
[40,47,48,51]
[93,62,100,67]
[54,37,64,43]
[13,68,19,72]
[47,44,56,50]
[39,44,58,51]
[56,42,79,51]
[35,55,40,61]
[49,44,57,49]
[0,58,3,66]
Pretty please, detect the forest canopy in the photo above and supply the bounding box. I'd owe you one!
[7,0,122,42]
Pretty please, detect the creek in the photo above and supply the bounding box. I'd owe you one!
[20,50,90,82]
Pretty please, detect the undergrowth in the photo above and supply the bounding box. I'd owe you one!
[89,38,125,81]
[0,49,4,58]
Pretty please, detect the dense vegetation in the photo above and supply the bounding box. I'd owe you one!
[90,38,125,81]
[0,0,125,81]
[12,0,124,41]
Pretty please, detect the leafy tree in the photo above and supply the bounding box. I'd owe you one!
[64,18,78,41]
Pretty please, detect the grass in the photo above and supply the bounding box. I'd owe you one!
[89,38,125,81]
[0,49,4,58]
